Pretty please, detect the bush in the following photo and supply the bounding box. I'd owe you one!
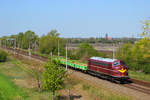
[0,50,8,62]
[77,43,106,61]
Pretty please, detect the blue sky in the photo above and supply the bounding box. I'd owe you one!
[0,0,150,38]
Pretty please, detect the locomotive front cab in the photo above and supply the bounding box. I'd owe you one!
[112,60,129,80]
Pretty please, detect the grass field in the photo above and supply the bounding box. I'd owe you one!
[0,73,28,100]
[0,57,50,100]
[0,59,28,100]
[129,70,150,82]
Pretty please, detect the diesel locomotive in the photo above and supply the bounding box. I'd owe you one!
[87,57,129,82]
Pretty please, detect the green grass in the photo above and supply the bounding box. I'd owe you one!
[0,73,28,100]
[0,57,51,100]
[129,70,150,82]
[0,58,28,100]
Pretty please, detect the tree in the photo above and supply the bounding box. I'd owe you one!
[16,32,24,48]
[30,65,43,91]
[42,60,67,100]
[116,43,132,63]
[0,49,8,62]
[39,30,65,55]
[0,36,8,47]
[141,17,150,38]
[22,30,38,49]
[48,29,60,37]
[77,42,106,62]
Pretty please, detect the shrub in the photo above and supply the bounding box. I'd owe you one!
[77,43,106,62]
[0,50,8,62]
[42,59,67,100]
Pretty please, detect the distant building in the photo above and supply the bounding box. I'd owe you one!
[105,33,112,40]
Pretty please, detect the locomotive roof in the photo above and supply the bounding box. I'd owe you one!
[90,57,117,62]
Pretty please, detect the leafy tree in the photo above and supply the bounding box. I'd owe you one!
[42,60,67,100]
[116,43,132,63]
[22,30,38,49]
[16,32,24,48]
[0,36,7,47]
[77,42,106,62]
[67,49,79,60]
[48,29,60,37]
[0,49,8,62]
[39,30,65,55]
[141,17,150,38]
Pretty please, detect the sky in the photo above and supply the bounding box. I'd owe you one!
[0,0,150,38]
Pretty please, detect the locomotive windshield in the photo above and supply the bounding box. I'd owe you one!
[112,61,120,66]
[112,61,126,67]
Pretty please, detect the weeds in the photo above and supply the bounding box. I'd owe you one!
[0,56,51,100]
[81,81,131,100]
[0,73,28,100]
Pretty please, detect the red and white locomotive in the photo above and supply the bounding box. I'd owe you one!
[87,57,129,82]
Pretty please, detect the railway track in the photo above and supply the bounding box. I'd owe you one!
[130,78,150,88]
[123,84,150,95]
[2,47,150,95]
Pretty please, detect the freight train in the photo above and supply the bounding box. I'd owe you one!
[5,47,129,83]
[56,56,129,83]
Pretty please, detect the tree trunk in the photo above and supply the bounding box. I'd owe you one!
[52,92,55,100]
[37,78,41,91]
